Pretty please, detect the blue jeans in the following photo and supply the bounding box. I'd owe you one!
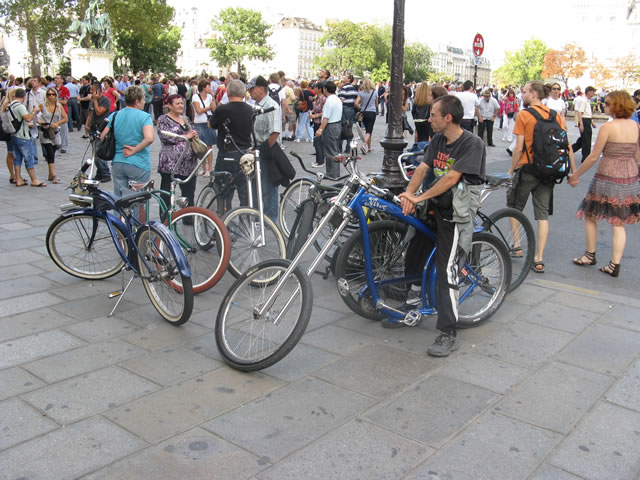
[11,137,36,169]
[111,162,150,198]
[67,98,81,130]
[253,161,278,222]
[295,111,313,141]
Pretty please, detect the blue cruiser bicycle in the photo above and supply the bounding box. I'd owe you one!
[215,144,511,371]
[46,158,194,325]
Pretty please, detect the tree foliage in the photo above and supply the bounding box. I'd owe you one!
[315,21,432,82]
[493,39,548,86]
[207,7,273,72]
[116,25,181,75]
[589,60,613,88]
[542,43,587,90]
[0,0,73,76]
[614,54,640,88]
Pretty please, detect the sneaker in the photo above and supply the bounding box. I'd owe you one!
[60,149,67,153]
[293,139,301,143]
[100,176,112,183]
[403,285,421,308]
[506,148,512,157]
[311,162,324,168]
[427,332,458,357]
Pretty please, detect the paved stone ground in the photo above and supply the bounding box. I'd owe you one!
[1,118,639,480]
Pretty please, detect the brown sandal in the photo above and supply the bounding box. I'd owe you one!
[573,251,596,266]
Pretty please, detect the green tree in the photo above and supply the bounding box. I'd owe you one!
[207,7,273,72]
[404,42,434,83]
[116,25,181,75]
[494,39,548,86]
[0,0,73,76]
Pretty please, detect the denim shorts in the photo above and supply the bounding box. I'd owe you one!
[194,122,217,146]
[111,162,151,198]
[11,136,35,169]
[5,139,14,154]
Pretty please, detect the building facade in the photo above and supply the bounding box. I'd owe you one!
[432,45,492,86]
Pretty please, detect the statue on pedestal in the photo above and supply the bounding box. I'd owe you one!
[69,0,114,51]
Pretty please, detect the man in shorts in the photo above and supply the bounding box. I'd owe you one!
[509,80,576,274]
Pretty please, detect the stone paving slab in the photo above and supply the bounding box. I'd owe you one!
[0,416,147,480]
[517,301,600,334]
[0,397,58,450]
[0,329,86,370]
[81,427,265,480]
[62,316,140,342]
[256,419,433,480]
[0,367,46,401]
[21,366,160,425]
[530,464,584,480]
[549,402,640,480]
[493,362,613,434]
[300,324,382,355]
[0,307,78,343]
[604,358,640,412]
[406,413,561,480]
[202,377,375,462]
[598,303,640,332]
[0,291,65,319]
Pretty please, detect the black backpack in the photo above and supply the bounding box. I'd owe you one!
[268,85,282,105]
[523,107,571,183]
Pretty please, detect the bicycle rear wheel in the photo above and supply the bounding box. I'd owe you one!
[136,225,193,325]
[279,178,314,238]
[482,207,535,291]
[196,182,226,218]
[216,259,312,371]
[46,213,127,280]
[286,198,316,259]
[457,232,511,328]
[224,207,287,280]
[169,207,230,294]
[334,220,411,321]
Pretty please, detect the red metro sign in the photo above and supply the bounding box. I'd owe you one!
[473,33,484,57]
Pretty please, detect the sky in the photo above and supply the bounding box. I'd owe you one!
[169,0,566,67]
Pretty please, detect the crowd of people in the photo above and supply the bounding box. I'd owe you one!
[1,68,639,358]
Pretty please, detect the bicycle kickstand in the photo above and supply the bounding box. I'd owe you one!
[108,268,135,317]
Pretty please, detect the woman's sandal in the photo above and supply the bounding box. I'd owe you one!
[360,144,367,155]
[531,261,545,273]
[511,246,524,258]
[600,261,620,277]
[573,251,596,266]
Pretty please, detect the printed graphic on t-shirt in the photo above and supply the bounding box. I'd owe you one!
[433,151,455,177]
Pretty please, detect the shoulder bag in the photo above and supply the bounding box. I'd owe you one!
[45,103,58,141]
[96,111,118,160]
[355,91,375,123]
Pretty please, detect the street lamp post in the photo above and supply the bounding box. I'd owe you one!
[378,0,407,191]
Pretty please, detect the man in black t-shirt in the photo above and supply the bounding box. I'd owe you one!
[86,82,112,181]
[397,95,486,357]
[210,79,253,211]
[78,76,92,138]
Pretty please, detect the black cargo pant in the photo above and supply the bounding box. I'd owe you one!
[571,118,592,163]
[477,119,494,145]
[434,207,459,333]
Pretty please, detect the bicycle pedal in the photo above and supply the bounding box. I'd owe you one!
[109,291,123,299]
[403,310,422,327]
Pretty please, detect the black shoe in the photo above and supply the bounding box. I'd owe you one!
[506,148,512,157]
[427,331,458,357]
[68,128,73,132]
[100,176,112,183]
[488,144,495,147]
[381,318,405,329]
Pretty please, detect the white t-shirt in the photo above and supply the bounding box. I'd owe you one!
[543,97,566,114]
[455,91,479,120]
[574,95,592,119]
[192,92,213,123]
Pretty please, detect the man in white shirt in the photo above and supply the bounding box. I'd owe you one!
[455,80,479,133]
[476,89,500,146]
[315,80,343,178]
[572,86,596,163]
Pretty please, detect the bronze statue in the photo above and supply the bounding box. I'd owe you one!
[69,0,114,50]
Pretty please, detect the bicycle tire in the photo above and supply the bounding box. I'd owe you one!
[216,259,312,371]
[46,213,127,280]
[196,183,226,218]
[169,207,231,294]
[136,225,194,325]
[224,207,287,280]
[278,178,314,238]
[457,232,511,328]
[482,207,535,291]
[334,220,411,321]
[286,198,316,259]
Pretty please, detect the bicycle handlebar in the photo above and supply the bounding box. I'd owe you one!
[289,151,347,182]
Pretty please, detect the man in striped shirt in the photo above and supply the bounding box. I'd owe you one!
[338,73,358,152]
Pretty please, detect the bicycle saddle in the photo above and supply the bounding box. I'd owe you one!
[485,173,511,186]
[114,191,153,210]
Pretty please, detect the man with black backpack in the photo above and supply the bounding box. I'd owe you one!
[509,81,577,274]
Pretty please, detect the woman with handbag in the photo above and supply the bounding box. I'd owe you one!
[100,86,154,198]
[36,87,67,184]
[156,94,200,213]
[354,78,378,154]
[191,79,217,177]
[501,88,518,142]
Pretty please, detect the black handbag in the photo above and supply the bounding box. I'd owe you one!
[96,111,118,160]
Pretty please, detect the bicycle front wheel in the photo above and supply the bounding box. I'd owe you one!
[136,225,194,325]
[334,220,411,321]
[224,207,287,279]
[278,178,314,238]
[46,213,127,280]
[196,183,226,218]
[216,259,312,371]
[169,207,230,294]
[457,232,511,328]
[286,198,316,259]
[482,208,535,291]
